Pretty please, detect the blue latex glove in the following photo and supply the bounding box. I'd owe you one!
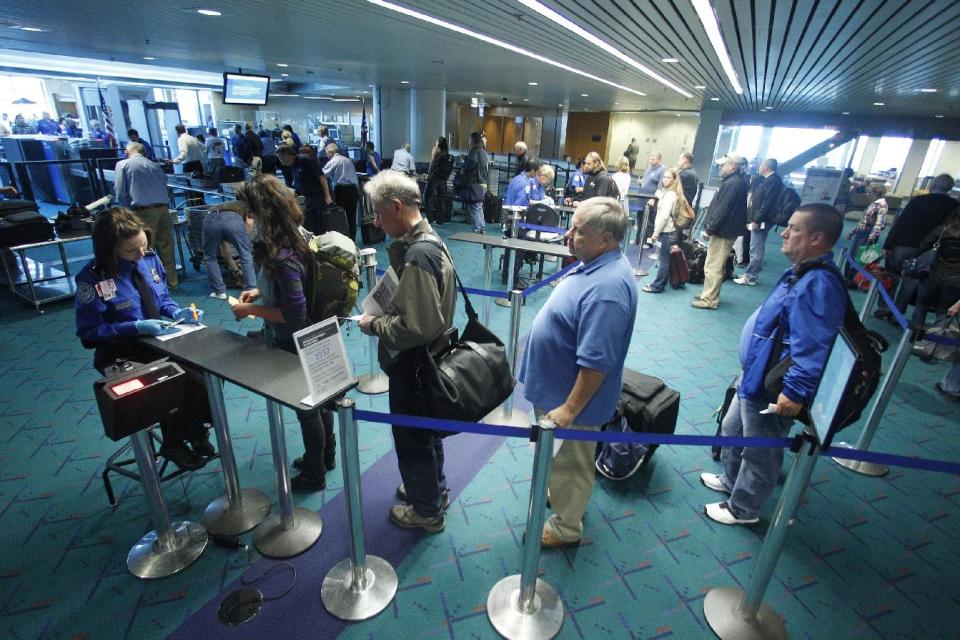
[173,307,205,324]
[135,319,178,336]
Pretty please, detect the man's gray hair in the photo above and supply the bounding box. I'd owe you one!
[577,197,628,241]
[125,141,145,156]
[324,143,339,154]
[364,170,421,208]
[515,141,527,152]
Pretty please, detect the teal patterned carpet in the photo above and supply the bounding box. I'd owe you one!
[0,216,958,639]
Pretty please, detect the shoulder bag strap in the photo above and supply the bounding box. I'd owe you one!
[410,232,478,321]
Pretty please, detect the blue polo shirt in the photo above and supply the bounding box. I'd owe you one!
[504,172,535,206]
[519,248,638,425]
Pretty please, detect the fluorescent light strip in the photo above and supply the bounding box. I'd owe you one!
[0,48,223,86]
[691,0,744,95]
[366,0,647,97]
[518,0,689,97]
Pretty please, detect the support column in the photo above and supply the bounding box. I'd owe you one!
[410,88,446,163]
[373,86,410,161]
[692,109,722,185]
[856,137,881,175]
[894,139,931,196]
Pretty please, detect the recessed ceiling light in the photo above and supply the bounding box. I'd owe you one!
[661,57,679,63]
[20,26,45,32]
[580,93,589,97]
[143,56,155,61]
[614,102,620,105]
[197,9,222,16]
[369,0,649,98]
[276,63,288,67]
[558,103,563,107]
[873,102,885,106]
[271,93,300,97]
[694,85,706,89]
[920,88,938,93]
[475,92,482,95]
[528,81,538,86]
[842,111,850,115]
[523,98,529,101]
[281,73,289,77]
[400,80,411,84]
[710,97,720,101]
[935,114,944,118]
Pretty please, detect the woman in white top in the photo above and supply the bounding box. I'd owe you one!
[643,168,687,293]
[611,156,632,213]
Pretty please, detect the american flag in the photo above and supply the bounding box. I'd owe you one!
[360,100,368,147]
[96,79,117,148]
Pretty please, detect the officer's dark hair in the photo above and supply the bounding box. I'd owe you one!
[469,131,482,146]
[523,159,542,173]
[175,124,186,135]
[282,124,293,133]
[795,203,843,247]
[127,128,139,137]
[92,207,150,279]
[276,144,296,158]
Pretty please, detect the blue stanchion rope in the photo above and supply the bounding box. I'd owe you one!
[521,259,581,297]
[352,409,960,475]
[374,268,509,299]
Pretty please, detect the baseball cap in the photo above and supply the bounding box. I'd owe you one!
[716,154,744,165]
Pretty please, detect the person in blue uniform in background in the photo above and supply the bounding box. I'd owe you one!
[75,207,212,470]
[503,159,542,207]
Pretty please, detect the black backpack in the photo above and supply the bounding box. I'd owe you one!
[770,187,800,227]
[763,262,887,439]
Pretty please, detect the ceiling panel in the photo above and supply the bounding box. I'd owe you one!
[0,0,956,117]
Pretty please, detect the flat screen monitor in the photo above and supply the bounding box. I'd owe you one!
[222,73,270,106]
[808,331,858,448]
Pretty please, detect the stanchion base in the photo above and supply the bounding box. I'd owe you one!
[633,268,649,277]
[253,508,323,558]
[127,520,207,579]
[201,488,271,536]
[321,555,398,621]
[484,407,531,428]
[830,442,889,477]
[357,373,390,395]
[487,575,563,640]
[495,298,512,308]
[704,587,788,640]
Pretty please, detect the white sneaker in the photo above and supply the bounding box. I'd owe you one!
[733,276,756,286]
[700,473,731,494]
[704,501,759,525]
[209,292,227,300]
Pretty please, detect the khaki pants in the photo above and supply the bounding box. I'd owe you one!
[700,235,735,307]
[536,408,599,542]
[134,204,177,288]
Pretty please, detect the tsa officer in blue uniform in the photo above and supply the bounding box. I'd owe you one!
[75,207,212,470]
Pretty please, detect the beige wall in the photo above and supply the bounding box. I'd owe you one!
[934,140,960,177]
[606,112,698,170]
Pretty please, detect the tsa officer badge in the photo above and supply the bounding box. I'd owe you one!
[151,267,161,283]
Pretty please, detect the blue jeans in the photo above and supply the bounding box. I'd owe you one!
[942,361,960,397]
[389,358,448,518]
[466,201,485,233]
[744,226,769,281]
[202,210,256,294]
[649,231,677,291]
[720,387,794,519]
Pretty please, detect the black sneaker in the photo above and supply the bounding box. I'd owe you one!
[293,456,337,472]
[396,482,451,511]
[159,441,204,470]
[191,432,216,457]
[291,470,326,492]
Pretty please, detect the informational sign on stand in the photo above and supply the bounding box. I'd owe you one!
[800,168,843,207]
[293,317,356,407]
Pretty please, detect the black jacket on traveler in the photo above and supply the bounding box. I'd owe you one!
[705,170,749,239]
[749,172,784,224]
[883,193,957,250]
[581,171,620,200]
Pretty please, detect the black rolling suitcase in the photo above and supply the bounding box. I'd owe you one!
[0,200,55,246]
[320,204,350,236]
[595,369,680,480]
[436,193,454,223]
[688,242,707,284]
[483,191,501,224]
[361,222,386,245]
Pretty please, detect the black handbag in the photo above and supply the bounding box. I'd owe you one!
[902,229,944,280]
[411,235,515,423]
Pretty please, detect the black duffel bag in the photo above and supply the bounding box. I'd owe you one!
[412,235,514,423]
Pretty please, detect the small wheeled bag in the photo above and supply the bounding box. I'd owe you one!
[412,235,514,423]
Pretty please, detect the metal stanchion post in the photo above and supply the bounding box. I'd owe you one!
[634,205,651,277]
[254,399,323,558]
[487,417,564,639]
[126,429,207,579]
[483,244,494,325]
[357,248,389,395]
[200,372,270,535]
[704,433,821,640]
[859,279,879,322]
[485,289,529,427]
[832,326,914,476]
[322,398,397,619]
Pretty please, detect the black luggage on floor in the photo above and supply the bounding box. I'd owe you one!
[688,242,707,284]
[0,200,55,246]
[595,369,680,480]
[216,165,245,183]
[436,193,454,223]
[320,204,350,236]
[483,191,501,224]
[361,222,386,245]
[724,249,736,281]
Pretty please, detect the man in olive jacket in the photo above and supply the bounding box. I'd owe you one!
[693,155,749,309]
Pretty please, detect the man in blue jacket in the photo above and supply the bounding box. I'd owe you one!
[701,203,846,525]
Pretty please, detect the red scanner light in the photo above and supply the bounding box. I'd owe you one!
[111,378,145,396]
